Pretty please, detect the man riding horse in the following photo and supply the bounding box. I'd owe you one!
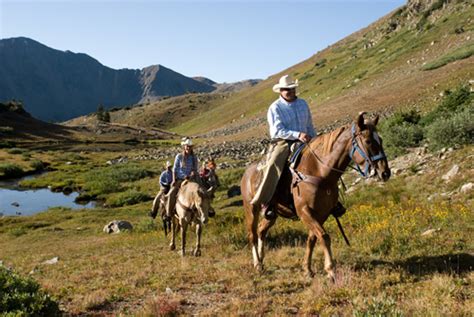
[242,75,391,279]
[250,74,345,219]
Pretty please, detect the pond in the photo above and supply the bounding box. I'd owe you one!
[0,176,96,216]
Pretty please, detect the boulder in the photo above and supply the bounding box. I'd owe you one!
[460,183,473,194]
[442,164,459,181]
[43,256,59,265]
[103,220,133,234]
[421,228,441,236]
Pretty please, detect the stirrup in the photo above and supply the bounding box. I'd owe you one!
[261,204,277,220]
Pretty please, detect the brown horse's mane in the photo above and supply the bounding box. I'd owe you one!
[309,125,349,156]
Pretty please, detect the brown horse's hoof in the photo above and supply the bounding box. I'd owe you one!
[304,270,315,279]
[169,244,176,251]
[179,250,186,257]
[193,249,201,257]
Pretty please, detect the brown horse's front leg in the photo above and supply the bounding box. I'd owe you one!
[245,202,261,270]
[257,216,277,270]
[303,231,317,278]
[298,205,336,282]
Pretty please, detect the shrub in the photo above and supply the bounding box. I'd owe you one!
[107,190,151,207]
[379,111,424,157]
[30,159,45,172]
[6,148,26,155]
[0,163,24,178]
[421,86,472,125]
[0,265,61,316]
[425,107,474,150]
[0,141,16,149]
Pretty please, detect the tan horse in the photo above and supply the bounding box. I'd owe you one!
[169,180,215,256]
[241,112,391,280]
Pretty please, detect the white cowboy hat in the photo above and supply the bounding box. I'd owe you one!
[272,75,299,93]
[165,161,172,168]
[181,137,193,146]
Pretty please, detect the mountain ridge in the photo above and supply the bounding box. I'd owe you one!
[0,37,216,122]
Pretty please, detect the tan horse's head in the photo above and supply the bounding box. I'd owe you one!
[351,112,391,181]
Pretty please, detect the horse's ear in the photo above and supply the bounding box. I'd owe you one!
[356,112,366,130]
[373,115,379,126]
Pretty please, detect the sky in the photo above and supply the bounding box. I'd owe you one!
[0,0,405,83]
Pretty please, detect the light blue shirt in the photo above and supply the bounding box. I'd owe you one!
[173,153,198,180]
[159,169,172,187]
[267,96,316,140]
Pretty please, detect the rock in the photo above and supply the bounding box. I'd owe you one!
[421,228,441,236]
[11,202,19,207]
[460,183,473,194]
[103,220,133,234]
[43,256,59,265]
[227,185,241,198]
[442,164,460,181]
[165,287,173,295]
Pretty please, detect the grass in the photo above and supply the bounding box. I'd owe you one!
[422,42,474,71]
[0,142,472,315]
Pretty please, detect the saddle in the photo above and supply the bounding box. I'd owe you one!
[268,141,307,219]
[266,141,343,220]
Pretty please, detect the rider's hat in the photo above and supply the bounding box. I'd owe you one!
[181,137,193,146]
[272,75,299,93]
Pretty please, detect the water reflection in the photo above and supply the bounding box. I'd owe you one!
[0,188,95,216]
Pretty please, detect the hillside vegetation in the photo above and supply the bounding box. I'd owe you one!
[67,0,473,140]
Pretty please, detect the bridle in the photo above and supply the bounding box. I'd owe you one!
[348,123,386,178]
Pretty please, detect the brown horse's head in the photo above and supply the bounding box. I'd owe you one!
[351,112,391,182]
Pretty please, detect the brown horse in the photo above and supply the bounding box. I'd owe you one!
[241,112,391,281]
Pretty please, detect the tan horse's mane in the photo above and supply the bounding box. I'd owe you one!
[309,125,348,156]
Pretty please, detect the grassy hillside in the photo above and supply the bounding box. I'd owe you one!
[67,0,473,139]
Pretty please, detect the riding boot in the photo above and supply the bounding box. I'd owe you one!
[261,203,277,220]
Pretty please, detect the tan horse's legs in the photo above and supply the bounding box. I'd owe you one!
[303,231,318,278]
[193,223,202,257]
[180,221,188,256]
[299,206,336,281]
[169,217,177,250]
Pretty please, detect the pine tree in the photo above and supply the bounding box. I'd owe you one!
[96,105,105,121]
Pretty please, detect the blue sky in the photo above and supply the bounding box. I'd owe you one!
[0,0,405,83]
